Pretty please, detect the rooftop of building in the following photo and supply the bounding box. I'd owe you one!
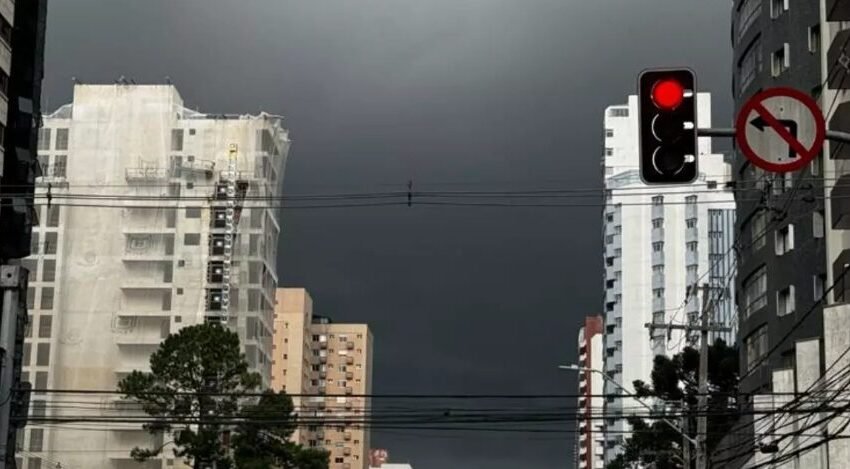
[42,83,287,123]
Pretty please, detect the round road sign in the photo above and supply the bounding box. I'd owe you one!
[735,87,825,173]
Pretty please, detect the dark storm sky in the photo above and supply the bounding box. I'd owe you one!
[42,1,731,467]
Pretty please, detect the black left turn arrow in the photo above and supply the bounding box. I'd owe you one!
[750,116,798,160]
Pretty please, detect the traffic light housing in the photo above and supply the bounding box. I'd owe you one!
[638,68,698,184]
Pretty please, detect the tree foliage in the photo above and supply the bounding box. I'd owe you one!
[605,339,739,469]
[118,322,328,469]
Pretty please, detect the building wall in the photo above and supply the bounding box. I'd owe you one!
[21,84,289,469]
[601,94,736,463]
[732,0,827,397]
[576,316,604,469]
[274,288,373,469]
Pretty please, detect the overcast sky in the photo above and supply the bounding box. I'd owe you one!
[43,1,731,467]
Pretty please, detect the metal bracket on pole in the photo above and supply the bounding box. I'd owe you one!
[698,127,850,144]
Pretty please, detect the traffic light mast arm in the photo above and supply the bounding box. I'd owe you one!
[697,127,850,144]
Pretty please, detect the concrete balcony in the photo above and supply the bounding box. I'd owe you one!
[122,226,176,235]
[120,281,172,290]
[651,250,664,266]
[122,251,172,262]
[116,309,171,318]
[114,334,164,346]
[651,227,664,242]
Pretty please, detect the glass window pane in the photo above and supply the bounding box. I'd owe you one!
[38,316,52,338]
[36,343,50,366]
[55,128,69,150]
[40,287,54,310]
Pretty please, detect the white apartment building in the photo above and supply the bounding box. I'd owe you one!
[601,94,736,464]
[19,84,289,469]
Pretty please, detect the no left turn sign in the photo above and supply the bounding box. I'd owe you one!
[735,87,826,173]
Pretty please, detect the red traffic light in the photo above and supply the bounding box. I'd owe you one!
[651,79,685,111]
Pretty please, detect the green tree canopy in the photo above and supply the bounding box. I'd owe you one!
[118,322,328,469]
[606,339,739,469]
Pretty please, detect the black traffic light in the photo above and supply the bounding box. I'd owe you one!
[638,68,698,184]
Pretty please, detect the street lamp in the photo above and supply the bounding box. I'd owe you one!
[558,364,698,447]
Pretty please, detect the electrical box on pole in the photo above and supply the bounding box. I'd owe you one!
[638,68,698,184]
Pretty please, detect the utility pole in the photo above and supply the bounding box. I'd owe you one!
[645,283,731,469]
[681,410,691,469]
[696,284,711,469]
[0,265,29,469]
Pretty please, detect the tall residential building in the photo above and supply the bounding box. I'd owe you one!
[0,0,47,260]
[575,315,604,469]
[20,84,288,469]
[710,1,834,466]
[601,94,736,464]
[272,288,374,469]
[732,0,827,399]
[0,1,49,465]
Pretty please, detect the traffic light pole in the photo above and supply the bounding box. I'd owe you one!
[697,127,850,144]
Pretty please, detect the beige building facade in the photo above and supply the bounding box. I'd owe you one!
[273,288,373,469]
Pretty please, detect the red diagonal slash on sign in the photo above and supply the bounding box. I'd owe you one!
[751,102,809,158]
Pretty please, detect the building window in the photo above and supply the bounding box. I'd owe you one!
[653,288,664,298]
[55,128,69,150]
[41,260,55,282]
[743,266,768,318]
[777,286,795,316]
[652,242,664,252]
[751,211,767,249]
[809,24,821,53]
[652,265,664,273]
[746,325,769,371]
[0,14,11,46]
[35,343,50,366]
[686,218,697,228]
[775,224,795,256]
[609,107,629,117]
[652,219,663,228]
[738,38,763,93]
[736,0,762,39]
[171,129,184,151]
[686,241,698,252]
[605,148,614,156]
[652,196,664,206]
[40,287,54,310]
[771,44,790,77]
[186,207,201,218]
[47,205,60,227]
[53,155,67,178]
[605,129,614,138]
[37,128,51,151]
[814,274,826,300]
[770,0,788,19]
[813,211,825,239]
[29,428,43,452]
[687,265,698,276]
[184,233,200,246]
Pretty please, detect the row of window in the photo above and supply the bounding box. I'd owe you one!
[37,128,70,151]
[743,264,826,319]
[747,211,824,253]
[737,29,821,94]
